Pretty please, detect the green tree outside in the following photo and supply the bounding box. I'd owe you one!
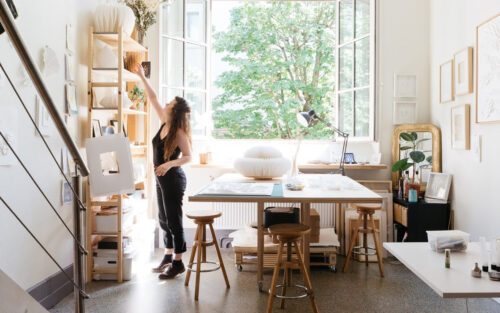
[212,1,337,139]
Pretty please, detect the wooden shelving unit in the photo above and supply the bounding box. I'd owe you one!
[86,27,151,283]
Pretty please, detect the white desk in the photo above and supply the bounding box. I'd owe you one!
[190,173,382,290]
[384,242,500,298]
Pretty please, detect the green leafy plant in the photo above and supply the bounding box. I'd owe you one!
[391,132,432,180]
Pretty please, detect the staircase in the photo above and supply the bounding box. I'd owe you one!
[0,269,50,313]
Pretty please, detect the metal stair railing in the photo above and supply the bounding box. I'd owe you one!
[0,1,90,312]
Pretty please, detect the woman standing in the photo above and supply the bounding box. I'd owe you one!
[135,65,192,279]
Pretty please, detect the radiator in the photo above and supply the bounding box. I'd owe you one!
[211,202,337,230]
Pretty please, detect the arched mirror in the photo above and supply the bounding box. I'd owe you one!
[391,124,442,189]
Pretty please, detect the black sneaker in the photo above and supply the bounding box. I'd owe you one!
[159,260,185,279]
[152,254,172,273]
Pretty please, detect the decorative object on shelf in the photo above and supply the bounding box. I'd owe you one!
[123,0,162,44]
[41,45,60,77]
[94,41,118,69]
[91,119,102,137]
[451,104,470,150]
[439,60,454,103]
[141,61,151,78]
[233,146,291,180]
[85,133,135,197]
[394,74,417,98]
[391,124,441,188]
[65,83,78,115]
[128,85,145,110]
[93,3,136,35]
[453,47,473,96]
[425,172,452,202]
[297,109,349,175]
[476,13,500,123]
[0,107,18,166]
[35,96,52,136]
[393,101,417,125]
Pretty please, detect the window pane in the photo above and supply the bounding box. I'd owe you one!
[339,43,353,90]
[162,38,184,88]
[185,44,206,89]
[163,0,184,38]
[186,0,206,42]
[355,0,370,37]
[161,87,184,105]
[355,37,370,87]
[355,88,369,137]
[339,91,353,135]
[185,90,206,136]
[339,0,353,44]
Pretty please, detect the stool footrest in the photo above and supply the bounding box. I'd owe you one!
[272,284,310,300]
[186,261,221,273]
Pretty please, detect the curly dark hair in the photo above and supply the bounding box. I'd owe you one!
[163,96,192,161]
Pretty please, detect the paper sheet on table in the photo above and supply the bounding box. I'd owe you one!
[198,182,275,196]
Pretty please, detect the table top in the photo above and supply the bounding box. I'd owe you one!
[384,242,500,298]
[189,173,382,203]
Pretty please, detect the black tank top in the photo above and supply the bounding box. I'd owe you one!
[152,124,181,167]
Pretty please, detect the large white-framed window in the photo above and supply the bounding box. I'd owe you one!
[336,0,375,140]
[160,0,375,140]
[159,0,210,137]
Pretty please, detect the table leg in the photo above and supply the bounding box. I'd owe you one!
[302,202,311,272]
[257,201,264,290]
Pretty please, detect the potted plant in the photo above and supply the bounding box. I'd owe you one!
[392,131,432,185]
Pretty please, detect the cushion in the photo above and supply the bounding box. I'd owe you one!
[234,146,291,179]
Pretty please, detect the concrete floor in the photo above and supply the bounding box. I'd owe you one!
[51,249,500,313]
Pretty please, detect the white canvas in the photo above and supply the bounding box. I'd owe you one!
[477,15,500,123]
[85,133,135,197]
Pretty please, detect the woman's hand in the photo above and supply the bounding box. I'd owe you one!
[133,64,145,78]
[155,162,172,176]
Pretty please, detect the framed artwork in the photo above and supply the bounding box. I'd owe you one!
[394,74,417,98]
[36,96,52,136]
[440,60,454,103]
[65,83,78,114]
[450,104,470,150]
[476,13,500,123]
[91,119,102,137]
[454,47,473,96]
[393,101,417,124]
[425,172,452,202]
[61,180,73,205]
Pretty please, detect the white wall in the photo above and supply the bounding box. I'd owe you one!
[430,0,500,239]
[0,0,99,289]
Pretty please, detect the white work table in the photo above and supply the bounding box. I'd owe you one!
[384,242,500,298]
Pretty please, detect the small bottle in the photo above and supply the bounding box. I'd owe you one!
[445,249,451,268]
[403,170,410,199]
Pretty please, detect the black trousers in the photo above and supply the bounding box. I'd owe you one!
[155,167,187,254]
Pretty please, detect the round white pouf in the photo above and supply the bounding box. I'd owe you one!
[234,146,291,180]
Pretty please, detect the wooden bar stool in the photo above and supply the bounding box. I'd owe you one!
[342,203,384,277]
[184,210,230,301]
[266,223,319,313]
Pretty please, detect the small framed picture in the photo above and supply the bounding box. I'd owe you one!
[394,74,417,98]
[91,119,102,137]
[393,101,417,124]
[454,47,473,96]
[451,104,470,150]
[425,172,452,202]
[440,60,454,103]
[61,180,73,205]
[141,61,151,79]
